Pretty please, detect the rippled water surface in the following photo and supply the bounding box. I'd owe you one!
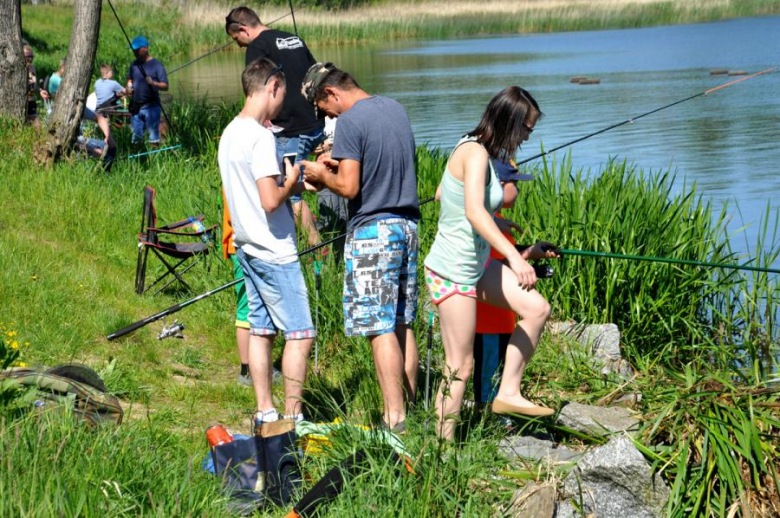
[176,16,780,251]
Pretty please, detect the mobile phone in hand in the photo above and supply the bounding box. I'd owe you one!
[283,152,304,183]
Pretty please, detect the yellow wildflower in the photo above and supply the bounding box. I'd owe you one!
[6,331,17,338]
[10,341,19,350]
[14,362,28,367]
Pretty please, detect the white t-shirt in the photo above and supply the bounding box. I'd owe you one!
[218,117,297,264]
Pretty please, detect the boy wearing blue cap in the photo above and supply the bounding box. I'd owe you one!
[126,35,168,145]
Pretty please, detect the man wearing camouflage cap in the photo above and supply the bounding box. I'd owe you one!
[301,63,420,432]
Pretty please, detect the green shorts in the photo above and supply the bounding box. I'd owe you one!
[231,255,250,329]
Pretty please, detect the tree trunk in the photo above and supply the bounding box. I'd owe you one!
[0,0,27,121]
[45,0,102,164]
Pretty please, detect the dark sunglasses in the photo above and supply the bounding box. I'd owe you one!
[264,64,283,85]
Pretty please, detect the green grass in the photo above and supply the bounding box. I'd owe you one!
[1,102,779,515]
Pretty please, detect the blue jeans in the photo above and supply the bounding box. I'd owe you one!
[235,249,315,340]
[276,128,325,203]
[131,104,161,144]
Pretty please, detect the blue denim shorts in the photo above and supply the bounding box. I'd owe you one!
[343,218,418,337]
[235,248,315,340]
[276,128,325,203]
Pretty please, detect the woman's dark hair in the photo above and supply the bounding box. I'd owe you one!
[469,86,542,161]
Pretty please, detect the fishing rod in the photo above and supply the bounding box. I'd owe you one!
[107,66,776,340]
[515,67,777,167]
[417,68,775,204]
[555,248,780,275]
[123,144,182,160]
[105,0,176,137]
[107,231,346,341]
[167,42,235,76]
[167,8,305,76]
[288,0,299,36]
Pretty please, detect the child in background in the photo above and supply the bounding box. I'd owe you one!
[46,59,66,100]
[95,64,126,111]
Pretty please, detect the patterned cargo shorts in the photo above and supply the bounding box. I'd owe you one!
[343,218,418,337]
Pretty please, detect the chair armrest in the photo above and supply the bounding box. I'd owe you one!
[162,215,205,231]
[148,224,218,238]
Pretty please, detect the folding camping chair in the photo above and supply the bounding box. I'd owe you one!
[135,186,216,295]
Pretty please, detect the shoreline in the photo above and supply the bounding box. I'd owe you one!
[206,0,780,45]
[21,2,780,61]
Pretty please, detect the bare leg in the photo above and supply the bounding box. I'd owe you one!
[236,326,249,364]
[249,334,275,411]
[370,331,406,428]
[396,324,419,402]
[281,337,313,416]
[477,261,551,409]
[434,294,477,441]
[292,200,322,247]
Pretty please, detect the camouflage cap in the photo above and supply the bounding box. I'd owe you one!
[301,62,336,104]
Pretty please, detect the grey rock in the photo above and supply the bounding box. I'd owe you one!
[549,322,633,378]
[500,435,583,464]
[560,436,670,518]
[557,402,640,437]
[502,482,556,518]
[549,322,621,360]
[554,500,579,518]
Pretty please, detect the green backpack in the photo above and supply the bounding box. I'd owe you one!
[0,364,123,426]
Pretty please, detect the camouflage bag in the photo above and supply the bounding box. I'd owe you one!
[0,364,123,427]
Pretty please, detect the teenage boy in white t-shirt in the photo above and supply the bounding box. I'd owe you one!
[218,58,315,427]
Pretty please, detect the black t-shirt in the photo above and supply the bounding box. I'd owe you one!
[246,30,324,138]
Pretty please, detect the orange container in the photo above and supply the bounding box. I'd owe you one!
[206,424,234,447]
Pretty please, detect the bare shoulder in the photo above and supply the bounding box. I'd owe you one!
[448,142,488,182]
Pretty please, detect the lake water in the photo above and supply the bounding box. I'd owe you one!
[175,16,780,255]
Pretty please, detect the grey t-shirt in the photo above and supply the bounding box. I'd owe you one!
[94,79,124,107]
[332,95,420,231]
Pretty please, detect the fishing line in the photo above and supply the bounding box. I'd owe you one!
[105,0,176,136]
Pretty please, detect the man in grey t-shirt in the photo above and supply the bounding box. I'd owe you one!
[301,63,420,432]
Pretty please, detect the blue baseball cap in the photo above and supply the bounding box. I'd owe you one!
[131,35,149,50]
[491,157,534,182]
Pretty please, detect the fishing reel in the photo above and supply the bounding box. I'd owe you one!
[515,242,560,280]
[533,264,555,279]
[158,319,185,340]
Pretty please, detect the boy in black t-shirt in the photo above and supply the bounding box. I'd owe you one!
[226,6,326,248]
